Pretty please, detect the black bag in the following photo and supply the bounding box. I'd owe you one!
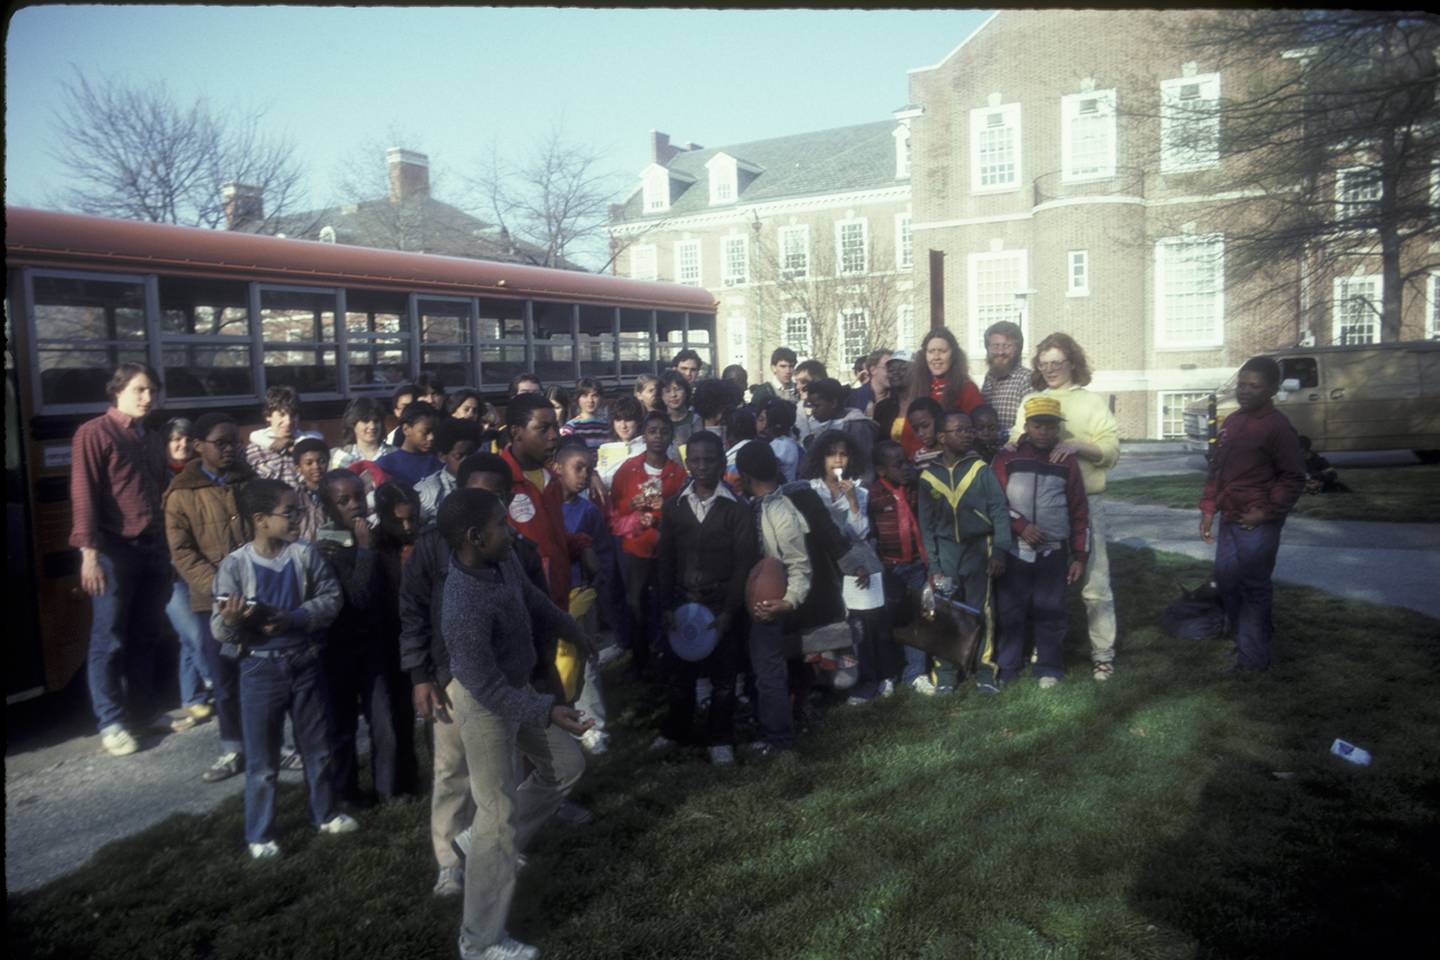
[1159,581,1225,641]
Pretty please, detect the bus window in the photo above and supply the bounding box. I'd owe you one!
[32,274,148,408]
[533,300,575,382]
[579,304,617,380]
[619,308,654,376]
[657,311,686,368]
[347,289,411,388]
[478,298,526,387]
[418,297,474,388]
[158,276,254,399]
[259,287,339,395]
[685,324,713,372]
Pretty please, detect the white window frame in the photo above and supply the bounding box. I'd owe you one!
[1335,166,1382,223]
[1160,73,1221,173]
[896,303,915,354]
[783,311,813,360]
[707,153,738,206]
[1061,89,1117,182]
[722,235,749,287]
[969,102,1022,194]
[778,225,810,279]
[836,218,868,277]
[1429,272,1440,341]
[896,214,913,271]
[674,240,702,287]
[1067,250,1090,297]
[965,249,1029,357]
[1332,275,1382,345]
[629,244,657,282]
[1157,391,1209,440]
[642,166,671,213]
[1154,235,1225,349]
[838,307,869,370]
[894,122,912,179]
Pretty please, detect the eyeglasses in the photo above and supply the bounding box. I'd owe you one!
[1037,360,1070,371]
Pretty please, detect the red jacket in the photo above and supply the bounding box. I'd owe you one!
[501,447,575,607]
[609,453,687,558]
[897,377,984,456]
[1199,403,1306,523]
[865,477,928,565]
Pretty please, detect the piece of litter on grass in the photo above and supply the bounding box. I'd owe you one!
[1131,727,1147,737]
[1330,738,1372,766]
[1000,728,1016,738]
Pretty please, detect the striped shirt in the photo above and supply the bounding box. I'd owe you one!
[981,364,1035,438]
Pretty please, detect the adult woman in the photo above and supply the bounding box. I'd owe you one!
[896,328,982,455]
[330,396,397,470]
[1009,333,1120,681]
[658,370,703,448]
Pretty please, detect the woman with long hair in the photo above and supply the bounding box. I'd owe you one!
[331,396,396,470]
[896,328,983,455]
[1014,332,1120,682]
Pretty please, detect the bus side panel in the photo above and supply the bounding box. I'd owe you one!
[29,436,91,691]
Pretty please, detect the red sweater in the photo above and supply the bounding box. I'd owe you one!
[1199,403,1306,523]
[609,454,687,558]
[501,447,575,607]
[897,377,984,456]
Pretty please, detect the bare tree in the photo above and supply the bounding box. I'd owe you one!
[1144,11,1440,342]
[49,68,305,233]
[468,123,620,270]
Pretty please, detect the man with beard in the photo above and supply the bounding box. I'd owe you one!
[980,321,1033,438]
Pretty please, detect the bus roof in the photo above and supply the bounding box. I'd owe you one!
[5,207,717,313]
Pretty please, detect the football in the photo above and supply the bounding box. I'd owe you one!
[745,557,788,609]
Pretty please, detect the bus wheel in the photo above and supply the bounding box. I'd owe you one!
[1415,450,1440,464]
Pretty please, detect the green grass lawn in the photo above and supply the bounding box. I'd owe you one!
[9,544,1440,959]
[1106,464,1440,523]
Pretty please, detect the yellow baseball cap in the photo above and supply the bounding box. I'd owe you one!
[1023,396,1065,421]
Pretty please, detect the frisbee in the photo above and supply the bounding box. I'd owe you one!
[668,602,718,662]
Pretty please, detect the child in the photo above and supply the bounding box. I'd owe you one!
[653,431,757,764]
[562,378,611,449]
[245,385,323,486]
[633,373,661,413]
[439,488,591,960]
[371,480,422,793]
[989,397,1090,689]
[970,404,1002,463]
[906,397,945,468]
[865,440,930,690]
[315,469,404,802]
[692,379,732,450]
[659,370,703,448]
[376,401,444,489]
[554,444,613,755]
[211,478,352,859]
[1199,357,1306,673]
[1299,435,1349,494]
[331,397,396,470]
[416,418,479,527]
[292,437,330,543]
[917,411,1011,694]
[596,395,645,488]
[610,412,688,677]
[723,408,758,492]
[386,383,417,448]
[757,397,801,484]
[545,385,572,428]
[161,417,213,729]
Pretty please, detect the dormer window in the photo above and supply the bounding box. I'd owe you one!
[642,165,671,213]
[706,153,739,206]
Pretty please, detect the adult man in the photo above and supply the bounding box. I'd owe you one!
[749,347,799,407]
[71,362,171,756]
[847,349,893,417]
[672,349,703,384]
[980,321,1034,437]
[792,359,829,443]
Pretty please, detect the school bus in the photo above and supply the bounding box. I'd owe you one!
[4,206,718,702]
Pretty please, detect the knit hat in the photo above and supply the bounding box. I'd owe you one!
[1023,396,1065,422]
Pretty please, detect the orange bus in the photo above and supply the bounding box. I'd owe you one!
[5,206,718,702]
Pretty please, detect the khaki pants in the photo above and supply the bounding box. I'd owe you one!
[429,702,469,869]
[450,679,585,957]
[1082,494,1117,664]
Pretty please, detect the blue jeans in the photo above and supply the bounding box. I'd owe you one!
[200,611,244,755]
[994,548,1069,682]
[747,616,794,748]
[164,580,212,708]
[883,561,930,684]
[1214,519,1284,671]
[87,539,171,731]
[239,645,337,844]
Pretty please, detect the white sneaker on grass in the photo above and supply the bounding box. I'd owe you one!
[467,933,539,960]
[1038,676,1060,690]
[708,745,735,766]
[879,679,896,698]
[910,676,938,696]
[433,865,464,897]
[579,727,609,755]
[249,841,280,860]
[318,813,359,835]
[100,724,138,757]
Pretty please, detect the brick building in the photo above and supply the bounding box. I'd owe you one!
[607,125,915,377]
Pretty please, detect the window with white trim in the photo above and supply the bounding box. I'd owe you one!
[722,236,749,286]
[1158,391,1209,439]
[1429,273,1440,340]
[839,309,869,369]
[1155,237,1224,347]
[1062,90,1117,181]
[1160,74,1220,172]
[896,303,915,354]
[642,167,671,212]
[896,215,913,271]
[629,244,657,281]
[1336,167,1382,223]
[675,240,701,287]
[966,249,1029,356]
[970,103,1022,192]
[1333,275,1381,345]
[779,226,809,279]
[783,312,812,360]
[836,219,868,276]
[708,154,738,206]
[894,121,913,179]
[1067,250,1090,297]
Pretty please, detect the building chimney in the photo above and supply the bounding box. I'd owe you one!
[650,130,681,166]
[387,148,430,203]
[222,182,264,229]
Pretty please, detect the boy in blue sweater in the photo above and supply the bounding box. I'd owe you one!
[211,478,352,859]
[376,401,444,488]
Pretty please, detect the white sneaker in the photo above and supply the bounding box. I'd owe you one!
[1038,676,1060,690]
[648,735,677,752]
[879,679,896,698]
[910,676,938,697]
[100,724,138,757]
[579,727,609,756]
[433,865,463,896]
[318,813,359,835]
[249,841,280,859]
[708,745,735,766]
[845,695,868,707]
[1093,662,1114,682]
[475,934,540,960]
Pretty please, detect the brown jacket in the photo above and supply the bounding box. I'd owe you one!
[163,460,255,613]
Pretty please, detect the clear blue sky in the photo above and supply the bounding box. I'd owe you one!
[5,5,991,264]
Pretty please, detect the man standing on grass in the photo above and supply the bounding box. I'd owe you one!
[1199,356,1306,674]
